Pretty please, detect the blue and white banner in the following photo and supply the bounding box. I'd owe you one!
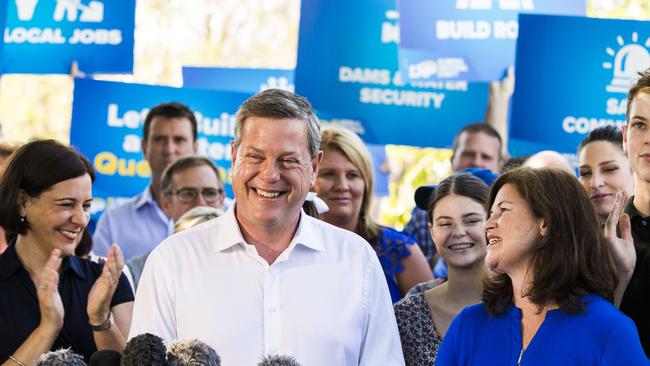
[295,0,489,148]
[398,0,585,82]
[3,0,135,74]
[510,14,650,154]
[70,78,251,220]
[183,67,294,93]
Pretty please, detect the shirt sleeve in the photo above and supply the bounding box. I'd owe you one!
[128,248,177,343]
[92,210,113,257]
[435,308,462,366]
[110,272,134,307]
[600,315,649,365]
[358,248,406,366]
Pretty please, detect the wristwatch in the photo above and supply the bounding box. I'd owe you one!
[89,312,113,332]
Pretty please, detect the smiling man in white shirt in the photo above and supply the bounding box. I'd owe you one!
[129,89,405,366]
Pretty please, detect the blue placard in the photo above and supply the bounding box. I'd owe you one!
[398,0,585,82]
[295,0,490,148]
[3,0,135,74]
[510,14,650,154]
[183,67,294,94]
[70,78,251,220]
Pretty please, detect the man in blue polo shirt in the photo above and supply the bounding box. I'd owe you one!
[92,102,198,260]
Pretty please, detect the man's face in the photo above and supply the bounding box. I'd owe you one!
[231,116,321,232]
[623,92,650,184]
[142,116,197,181]
[451,131,502,172]
[161,164,225,222]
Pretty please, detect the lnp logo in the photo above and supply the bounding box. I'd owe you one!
[15,0,104,22]
[603,32,650,93]
[456,0,534,10]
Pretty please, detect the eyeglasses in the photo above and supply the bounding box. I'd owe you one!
[167,187,223,204]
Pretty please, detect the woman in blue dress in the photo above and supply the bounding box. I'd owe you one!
[314,127,432,303]
[436,167,648,365]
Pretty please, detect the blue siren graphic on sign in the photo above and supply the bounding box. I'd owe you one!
[603,32,650,94]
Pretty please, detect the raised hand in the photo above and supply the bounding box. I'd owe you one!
[37,249,65,332]
[87,243,124,325]
[603,191,636,280]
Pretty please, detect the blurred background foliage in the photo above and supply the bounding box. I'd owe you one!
[0,0,647,227]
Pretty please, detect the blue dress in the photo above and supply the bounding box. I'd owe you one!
[436,294,649,365]
[373,226,417,303]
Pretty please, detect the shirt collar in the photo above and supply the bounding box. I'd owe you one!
[0,241,21,280]
[214,205,325,252]
[0,241,85,280]
[625,195,647,220]
[61,255,86,279]
[134,185,157,210]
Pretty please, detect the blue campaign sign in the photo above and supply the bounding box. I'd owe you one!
[70,78,251,219]
[295,0,489,148]
[510,14,650,154]
[398,0,585,82]
[183,67,294,94]
[2,0,135,74]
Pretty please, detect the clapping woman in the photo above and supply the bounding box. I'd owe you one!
[0,140,133,365]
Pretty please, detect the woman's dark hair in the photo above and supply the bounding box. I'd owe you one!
[0,140,95,235]
[482,168,618,315]
[577,125,623,154]
[427,172,489,224]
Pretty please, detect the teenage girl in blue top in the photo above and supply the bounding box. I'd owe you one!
[436,168,648,365]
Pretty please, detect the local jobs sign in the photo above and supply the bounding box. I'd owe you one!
[2,0,135,73]
[398,0,585,82]
[295,0,489,148]
[510,14,650,154]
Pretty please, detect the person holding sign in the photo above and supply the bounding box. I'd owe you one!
[435,168,647,365]
[92,102,198,260]
[0,140,133,365]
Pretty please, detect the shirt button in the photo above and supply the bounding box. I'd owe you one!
[268,307,276,314]
[643,221,647,226]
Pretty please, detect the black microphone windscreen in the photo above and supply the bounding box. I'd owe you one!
[121,333,167,366]
[166,339,220,366]
[89,350,122,366]
[36,348,87,366]
[257,354,302,366]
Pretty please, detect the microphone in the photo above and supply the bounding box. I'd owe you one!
[121,333,167,366]
[166,339,220,366]
[36,348,86,366]
[257,354,302,366]
[88,350,121,366]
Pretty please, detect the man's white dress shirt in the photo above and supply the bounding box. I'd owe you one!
[129,206,405,366]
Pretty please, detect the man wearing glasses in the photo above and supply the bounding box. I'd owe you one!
[124,156,225,290]
[159,156,225,222]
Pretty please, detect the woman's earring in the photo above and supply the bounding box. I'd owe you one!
[20,216,26,223]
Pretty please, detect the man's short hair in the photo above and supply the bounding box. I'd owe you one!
[451,123,503,155]
[160,156,223,194]
[627,69,650,123]
[143,102,198,141]
[233,89,321,158]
